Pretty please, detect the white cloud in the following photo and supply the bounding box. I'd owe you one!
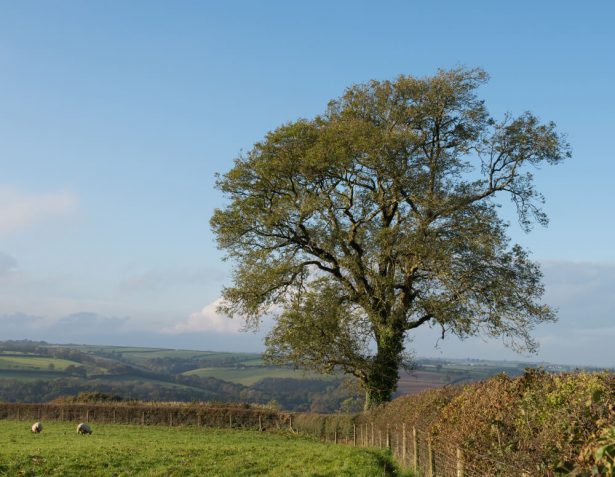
[164,298,243,334]
[0,187,78,235]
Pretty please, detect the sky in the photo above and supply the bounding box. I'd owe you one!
[0,1,614,367]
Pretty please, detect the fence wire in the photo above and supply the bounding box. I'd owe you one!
[1,402,531,476]
[0,402,288,430]
[317,419,529,477]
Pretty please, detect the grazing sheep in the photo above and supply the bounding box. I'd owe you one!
[31,422,43,433]
[76,423,92,435]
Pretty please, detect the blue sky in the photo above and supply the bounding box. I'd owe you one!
[0,1,614,366]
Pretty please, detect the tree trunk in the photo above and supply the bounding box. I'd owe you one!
[363,328,404,410]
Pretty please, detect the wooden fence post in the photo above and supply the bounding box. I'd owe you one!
[386,424,390,449]
[378,429,382,448]
[456,447,464,477]
[61,409,64,422]
[427,439,435,477]
[402,423,407,466]
[289,415,292,432]
[353,424,356,446]
[371,422,374,447]
[197,414,201,427]
[258,415,262,432]
[229,414,232,428]
[412,427,418,471]
[334,429,338,444]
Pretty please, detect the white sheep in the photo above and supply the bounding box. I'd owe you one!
[76,422,92,435]
[31,421,43,433]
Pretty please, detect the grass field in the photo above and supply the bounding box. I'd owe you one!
[0,370,66,381]
[182,366,333,386]
[0,356,82,371]
[0,421,410,476]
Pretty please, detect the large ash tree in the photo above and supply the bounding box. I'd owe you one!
[211,68,570,409]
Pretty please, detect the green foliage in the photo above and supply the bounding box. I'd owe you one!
[557,426,615,476]
[0,421,409,476]
[589,427,615,475]
[211,67,570,408]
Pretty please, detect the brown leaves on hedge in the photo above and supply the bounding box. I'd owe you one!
[363,370,615,475]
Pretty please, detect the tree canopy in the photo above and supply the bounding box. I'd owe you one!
[210,68,570,408]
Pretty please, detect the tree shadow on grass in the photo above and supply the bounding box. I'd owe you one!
[365,450,414,477]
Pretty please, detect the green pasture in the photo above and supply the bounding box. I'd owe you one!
[0,370,66,381]
[239,358,265,366]
[0,420,409,476]
[112,348,260,366]
[0,356,81,371]
[182,366,332,386]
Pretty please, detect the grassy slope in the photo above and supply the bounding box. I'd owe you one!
[0,421,410,477]
[0,356,82,371]
[183,367,334,386]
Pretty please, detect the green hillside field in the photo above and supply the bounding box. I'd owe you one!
[0,355,82,371]
[182,366,335,386]
[0,420,409,477]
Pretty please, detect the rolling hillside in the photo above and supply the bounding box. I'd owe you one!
[0,340,601,412]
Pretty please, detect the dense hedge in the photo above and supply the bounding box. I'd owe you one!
[357,369,615,475]
[0,401,290,430]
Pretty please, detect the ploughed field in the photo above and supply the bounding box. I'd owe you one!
[0,420,408,477]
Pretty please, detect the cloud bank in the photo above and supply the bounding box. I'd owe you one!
[164,298,243,334]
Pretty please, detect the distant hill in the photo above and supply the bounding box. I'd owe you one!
[0,340,607,411]
[0,340,353,411]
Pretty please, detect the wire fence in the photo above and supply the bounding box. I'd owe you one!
[0,402,533,475]
[0,402,289,430]
[291,417,532,477]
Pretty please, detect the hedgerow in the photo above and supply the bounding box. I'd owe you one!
[357,369,614,475]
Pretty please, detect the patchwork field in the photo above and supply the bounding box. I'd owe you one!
[395,370,448,395]
[0,420,409,476]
